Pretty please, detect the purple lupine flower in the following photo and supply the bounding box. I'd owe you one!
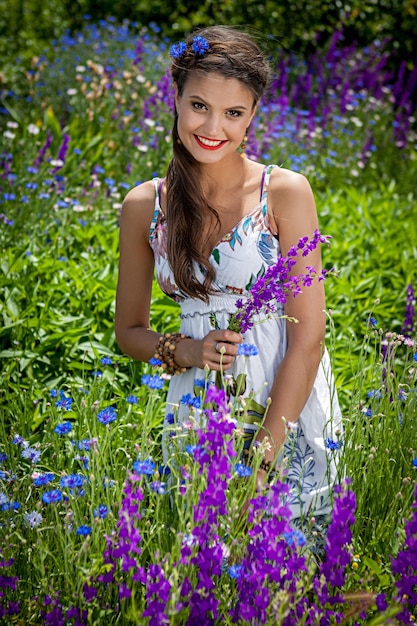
[402,284,415,337]
[319,479,356,591]
[142,563,171,625]
[391,483,417,622]
[98,474,144,588]
[178,386,237,624]
[33,131,53,167]
[230,230,331,333]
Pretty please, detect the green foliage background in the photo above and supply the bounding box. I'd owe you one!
[1,0,417,68]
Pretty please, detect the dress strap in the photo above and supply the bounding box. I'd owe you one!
[259,165,279,236]
[149,177,164,242]
[260,164,278,203]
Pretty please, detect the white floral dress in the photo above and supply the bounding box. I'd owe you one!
[149,164,342,521]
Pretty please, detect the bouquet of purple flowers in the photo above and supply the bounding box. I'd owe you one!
[229,229,331,333]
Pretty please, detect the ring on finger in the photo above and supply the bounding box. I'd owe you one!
[215,342,221,354]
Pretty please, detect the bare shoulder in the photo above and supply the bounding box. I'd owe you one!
[122,179,156,214]
[268,166,317,225]
[269,166,314,201]
[120,180,157,241]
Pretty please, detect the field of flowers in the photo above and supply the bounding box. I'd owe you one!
[0,17,417,625]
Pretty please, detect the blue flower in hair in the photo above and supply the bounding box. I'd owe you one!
[170,41,187,59]
[192,36,209,55]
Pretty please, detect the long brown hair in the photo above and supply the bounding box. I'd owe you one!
[165,26,270,302]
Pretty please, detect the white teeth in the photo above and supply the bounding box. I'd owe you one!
[197,136,223,147]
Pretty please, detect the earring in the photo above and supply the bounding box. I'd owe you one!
[239,129,248,158]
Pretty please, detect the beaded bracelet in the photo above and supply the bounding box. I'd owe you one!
[154,332,190,376]
[241,447,274,474]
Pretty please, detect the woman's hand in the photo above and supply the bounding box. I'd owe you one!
[175,329,243,371]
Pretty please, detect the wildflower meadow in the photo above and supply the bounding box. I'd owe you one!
[1,17,417,625]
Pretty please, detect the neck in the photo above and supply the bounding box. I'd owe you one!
[200,154,248,196]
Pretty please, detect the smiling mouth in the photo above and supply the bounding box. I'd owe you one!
[194,135,228,150]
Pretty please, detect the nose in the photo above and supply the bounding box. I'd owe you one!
[202,113,222,137]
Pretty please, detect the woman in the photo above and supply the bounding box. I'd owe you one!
[115,25,342,531]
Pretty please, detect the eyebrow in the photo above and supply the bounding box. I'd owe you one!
[187,95,249,111]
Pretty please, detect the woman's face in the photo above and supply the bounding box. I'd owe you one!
[174,72,257,165]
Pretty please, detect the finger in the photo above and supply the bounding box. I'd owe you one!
[221,329,243,343]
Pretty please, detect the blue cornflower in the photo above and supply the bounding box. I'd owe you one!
[413,352,417,362]
[24,511,43,528]
[76,525,92,536]
[234,462,252,477]
[367,389,383,399]
[0,452,7,463]
[398,389,408,401]
[149,481,167,495]
[133,458,155,475]
[165,412,175,424]
[284,528,307,547]
[33,473,54,486]
[192,35,209,55]
[55,397,73,411]
[362,407,372,417]
[54,421,73,435]
[1,500,20,511]
[141,374,165,389]
[97,406,117,424]
[367,317,378,328]
[100,356,112,365]
[91,370,102,378]
[49,389,58,398]
[12,434,26,446]
[149,357,162,366]
[126,394,138,404]
[326,438,343,451]
[42,489,63,504]
[413,458,417,468]
[94,504,108,519]
[181,393,201,408]
[60,474,86,489]
[237,343,259,356]
[170,41,187,58]
[21,447,41,463]
[159,464,171,476]
[228,564,244,579]
[194,378,206,388]
[185,444,202,456]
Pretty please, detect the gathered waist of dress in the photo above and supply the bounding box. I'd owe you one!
[180,293,244,319]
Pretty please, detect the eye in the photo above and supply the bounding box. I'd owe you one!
[191,101,207,111]
[226,109,243,118]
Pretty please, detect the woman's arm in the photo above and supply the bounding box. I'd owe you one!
[115,181,163,361]
[254,169,327,464]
